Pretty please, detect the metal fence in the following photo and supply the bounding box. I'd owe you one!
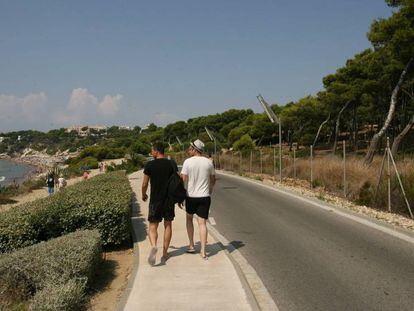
[168,138,413,219]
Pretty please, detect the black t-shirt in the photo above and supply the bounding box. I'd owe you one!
[47,176,54,188]
[143,158,178,203]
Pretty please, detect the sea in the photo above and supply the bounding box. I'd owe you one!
[0,159,34,186]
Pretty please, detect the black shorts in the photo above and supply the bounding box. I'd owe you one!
[185,197,211,219]
[148,200,175,223]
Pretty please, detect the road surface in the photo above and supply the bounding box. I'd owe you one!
[209,172,414,311]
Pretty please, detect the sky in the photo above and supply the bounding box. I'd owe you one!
[0,0,392,132]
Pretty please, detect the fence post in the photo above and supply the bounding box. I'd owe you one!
[387,137,391,212]
[250,151,253,174]
[343,140,346,198]
[240,152,242,174]
[293,146,296,179]
[273,147,276,180]
[260,149,263,174]
[389,148,414,219]
[310,145,313,189]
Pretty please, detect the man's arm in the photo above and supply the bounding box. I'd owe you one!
[181,174,188,184]
[142,174,149,202]
[209,175,216,194]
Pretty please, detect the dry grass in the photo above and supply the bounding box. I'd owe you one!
[218,150,414,218]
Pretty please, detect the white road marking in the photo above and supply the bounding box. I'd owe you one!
[218,171,414,245]
[209,217,216,225]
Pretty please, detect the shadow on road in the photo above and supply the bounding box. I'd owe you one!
[228,240,245,253]
[131,191,147,243]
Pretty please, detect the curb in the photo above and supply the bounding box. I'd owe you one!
[116,193,141,311]
[207,222,279,311]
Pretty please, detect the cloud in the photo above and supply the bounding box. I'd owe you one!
[57,88,123,125]
[0,89,124,132]
[98,94,122,116]
[0,92,48,131]
[67,88,98,112]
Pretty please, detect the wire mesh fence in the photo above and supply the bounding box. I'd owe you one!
[167,140,414,218]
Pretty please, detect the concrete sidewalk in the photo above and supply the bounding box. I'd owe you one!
[122,171,255,311]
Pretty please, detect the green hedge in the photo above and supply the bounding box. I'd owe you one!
[0,171,132,253]
[0,230,102,310]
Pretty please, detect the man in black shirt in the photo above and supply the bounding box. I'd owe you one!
[142,141,178,265]
[46,174,55,195]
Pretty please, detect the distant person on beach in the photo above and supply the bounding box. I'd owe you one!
[58,175,66,191]
[181,139,216,260]
[83,170,89,179]
[141,141,178,265]
[99,162,103,172]
[46,174,55,195]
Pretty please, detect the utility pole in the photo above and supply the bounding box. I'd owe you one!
[205,127,217,167]
[257,94,282,182]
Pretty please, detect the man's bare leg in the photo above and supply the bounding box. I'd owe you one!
[186,213,195,250]
[149,222,159,247]
[198,217,208,257]
[148,222,159,265]
[163,221,172,258]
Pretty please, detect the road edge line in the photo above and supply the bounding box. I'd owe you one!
[207,222,280,311]
[217,170,414,245]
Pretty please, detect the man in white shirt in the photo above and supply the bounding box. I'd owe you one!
[181,139,216,260]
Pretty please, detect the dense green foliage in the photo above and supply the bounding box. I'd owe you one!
[0,171,132,253]
[0,230,102,310]
[106,154,147,174]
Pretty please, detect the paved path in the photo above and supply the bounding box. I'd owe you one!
[210,172,414,311]
[123,171,254,311]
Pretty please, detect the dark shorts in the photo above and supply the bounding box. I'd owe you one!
[185,197,211,219]
[148,200,175,223]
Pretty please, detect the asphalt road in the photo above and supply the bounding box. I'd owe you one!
[209,173,414,311]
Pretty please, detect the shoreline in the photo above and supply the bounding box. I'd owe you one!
[0,150,64,188]
[0,158,42,187]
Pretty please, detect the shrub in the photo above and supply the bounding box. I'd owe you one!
[233,134,255,155]
[107,155,145,174]
[68,156,99,175]
[0,230,101,310]
[129,141,151,156]
[79,146,126,161]
[30,279,87,311]
[0,172,132,253]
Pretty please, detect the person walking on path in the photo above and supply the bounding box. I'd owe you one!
[46,174,55,195]
[181,139,216,260]
[142,141,178,265]
[58,174,66,191]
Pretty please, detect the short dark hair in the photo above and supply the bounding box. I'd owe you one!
[152,141,165,154]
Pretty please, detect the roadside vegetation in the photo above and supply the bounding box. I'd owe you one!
[0,230,102,310]
[217,150,414,217]
[0,172,132,310]
[0,171,132,253]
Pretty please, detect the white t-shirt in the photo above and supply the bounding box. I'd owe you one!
[58,177,65,188]
[181,156,215,198]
